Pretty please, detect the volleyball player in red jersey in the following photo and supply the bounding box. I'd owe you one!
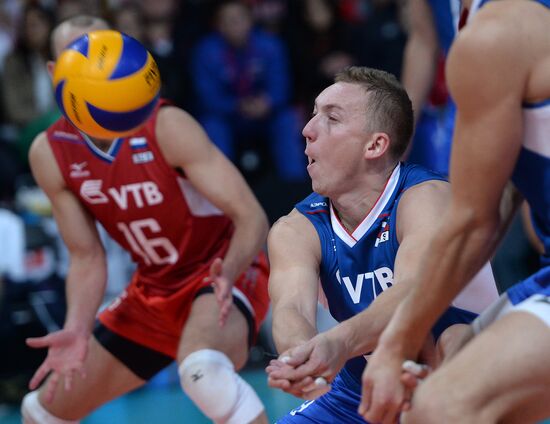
[21,16,270,424]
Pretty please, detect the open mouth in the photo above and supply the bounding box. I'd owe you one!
[308,158,316,166]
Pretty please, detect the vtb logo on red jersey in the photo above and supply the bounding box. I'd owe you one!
[80,180,164,209]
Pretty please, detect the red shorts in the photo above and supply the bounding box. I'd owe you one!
[98,253,269,358]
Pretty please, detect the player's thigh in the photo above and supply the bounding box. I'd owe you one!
[177,292,250,369]
[405,311,550,424]
[39,335,145,420]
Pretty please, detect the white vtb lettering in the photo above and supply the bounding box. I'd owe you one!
[109,182,163,209]
[336,267,393,304]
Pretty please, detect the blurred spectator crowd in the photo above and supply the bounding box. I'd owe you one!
[0,0,410,203]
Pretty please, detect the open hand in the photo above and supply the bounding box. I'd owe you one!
[206,258,233,327]
[26,329,88,403]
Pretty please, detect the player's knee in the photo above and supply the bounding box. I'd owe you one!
[402,384,447,424]
[178,349,264,424]
[21,391,80,424]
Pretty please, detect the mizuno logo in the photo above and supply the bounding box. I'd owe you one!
[69,161,90,178]
[191,370,203,382]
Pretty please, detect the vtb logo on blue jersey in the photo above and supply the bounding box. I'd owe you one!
[336,267,393,304]
[375,221,390,247]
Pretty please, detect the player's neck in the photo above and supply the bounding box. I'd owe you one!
[89,136,115,152]
[331,162,398,231]
[332,207,357,234]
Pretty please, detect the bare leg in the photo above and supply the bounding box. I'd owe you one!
[436,323,474,364]
[403,312,550,424]
[35,336,145,420]
[178,293,268,424]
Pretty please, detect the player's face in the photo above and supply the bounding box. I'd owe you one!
[302,82,371,196]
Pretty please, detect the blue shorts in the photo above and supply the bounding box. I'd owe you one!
[275,373,369,424]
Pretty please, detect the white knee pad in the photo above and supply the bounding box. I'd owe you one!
[21,391,80,424]
[179,349,264,424]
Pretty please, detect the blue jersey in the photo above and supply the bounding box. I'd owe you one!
[427,0,461,55]
[296,162,480,382]
[277,163,496,423]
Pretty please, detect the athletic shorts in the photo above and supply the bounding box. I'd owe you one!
[94,252,269,379]
[276,372,368,424]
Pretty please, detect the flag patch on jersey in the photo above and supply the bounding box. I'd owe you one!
[129,137,148,150]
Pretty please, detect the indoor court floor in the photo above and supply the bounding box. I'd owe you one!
[0,363,302,423]
[3,364,550,424]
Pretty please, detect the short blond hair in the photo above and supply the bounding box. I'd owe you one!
[51,15,109,59]
[335,66,413,159]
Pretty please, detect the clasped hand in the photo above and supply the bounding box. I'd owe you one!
[266,333,347,400]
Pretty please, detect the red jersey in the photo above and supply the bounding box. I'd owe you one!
[47,101,233,293]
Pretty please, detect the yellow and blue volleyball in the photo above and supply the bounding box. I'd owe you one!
[53,30,161,139]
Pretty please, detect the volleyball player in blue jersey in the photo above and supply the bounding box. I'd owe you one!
[266,66,498,423]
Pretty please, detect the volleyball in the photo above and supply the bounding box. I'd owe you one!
[53,30,161,139]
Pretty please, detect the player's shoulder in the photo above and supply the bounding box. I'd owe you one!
[400,178,449,204]
[397,178,449,223]
[457,3,532,58]
[271,209,310,236]
[270,208,319,241]
[156,105,204,138]
[28,131,65,192]
[29,131,52,163]
[269,209,321,259]
[154,105,210,161]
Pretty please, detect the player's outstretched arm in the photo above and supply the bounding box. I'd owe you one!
[26,132,108,402]
[360,10,529,423]
[155,106,269,325]
[265,210,325,397]
[268,181,453,403]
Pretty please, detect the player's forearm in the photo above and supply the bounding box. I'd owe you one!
[381,210,500,357]
[223,208,269,281]
[401,35,438,122]
[272,305,317,354]
[324,282,412,360]
[64,253,108,335]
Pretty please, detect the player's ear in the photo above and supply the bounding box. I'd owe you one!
[365,132,390,159]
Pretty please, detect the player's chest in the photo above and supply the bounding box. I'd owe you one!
[66,153,177,216]
[324,226,397,308]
